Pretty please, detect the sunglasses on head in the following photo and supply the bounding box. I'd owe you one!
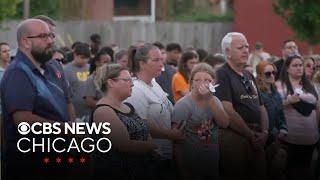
[264,71,276,78]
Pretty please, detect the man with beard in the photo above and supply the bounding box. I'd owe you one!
[33,15,76,122]
[0,19,71,180]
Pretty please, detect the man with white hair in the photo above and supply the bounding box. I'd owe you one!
[215,32,268,180]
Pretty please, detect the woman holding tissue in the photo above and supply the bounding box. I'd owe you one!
[276,55,319,180]
[172,63,229,180]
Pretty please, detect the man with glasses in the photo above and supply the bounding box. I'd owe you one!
[215,32,268,180]
[0,19,71,180]
[33,15,76,122]
[274,39,299,80]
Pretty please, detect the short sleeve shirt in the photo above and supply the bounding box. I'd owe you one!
[64,62,90,119]
[215,63,263,124]
[125,78,173,160]
[0,50,69,148]
[84,75,103,102]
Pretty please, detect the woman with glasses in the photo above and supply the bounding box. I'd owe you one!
[256,61,288,145]
[172,63,229,179]
[125,43,182,179]
[276,55,319,180]
[91,63,182,179]
[172,51,199,102]
[256,61,288,179]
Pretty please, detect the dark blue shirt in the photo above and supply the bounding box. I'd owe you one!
[260,88,287,137]
[0,50,69,149]
[155,64,176,104]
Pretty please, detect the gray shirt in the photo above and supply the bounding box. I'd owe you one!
[172,94,219,177]
[84,75,103,101]
[172,94,218,144]
[64,62,90,121]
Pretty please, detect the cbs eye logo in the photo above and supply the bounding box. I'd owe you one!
[18,122,30,135]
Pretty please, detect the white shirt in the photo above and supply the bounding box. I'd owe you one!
[125,78,173,159]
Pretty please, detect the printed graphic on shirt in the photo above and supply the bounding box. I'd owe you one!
[76,71,89,81]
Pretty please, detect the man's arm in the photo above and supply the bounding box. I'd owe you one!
[221,101,255,140]
[13,111,57,125]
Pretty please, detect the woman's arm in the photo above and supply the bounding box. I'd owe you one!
[94,106,156,153]
[144,119,184,141]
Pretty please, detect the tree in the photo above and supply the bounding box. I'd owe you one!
[0,0,22,23]
[272,0,320,46]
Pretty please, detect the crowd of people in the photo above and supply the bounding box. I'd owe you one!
[1,15,320,180]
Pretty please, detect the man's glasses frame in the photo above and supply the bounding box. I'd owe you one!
[27,32,56,40]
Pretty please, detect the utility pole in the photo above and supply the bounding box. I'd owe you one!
[151,0,156,22]
[23,0,30,19]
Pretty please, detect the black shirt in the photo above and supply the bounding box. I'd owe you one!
[273,58,284,81]
[155,64,176,104]
[215,63,263,125]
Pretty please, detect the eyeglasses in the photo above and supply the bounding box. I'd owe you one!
[241,76,252,93]
[27,32,56,40]
[264,71,276,78]
[112,77,133,83]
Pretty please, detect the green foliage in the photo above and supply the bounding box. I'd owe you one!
[272,0,320,45]
[167,0,233,22]
[0,0,22,22]
[12,0,60,19]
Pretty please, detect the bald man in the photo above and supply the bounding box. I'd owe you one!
[0,19,71,180]
[33,15,76,122]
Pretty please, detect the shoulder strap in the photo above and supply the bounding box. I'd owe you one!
[124,102,135,114]
[17,60,68,121]
[89,104,115,124]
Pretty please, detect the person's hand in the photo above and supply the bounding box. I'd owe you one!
[249,132,266,151]
[248,131,262,150]
[287,94,300,104]
[198,83,214,100]
[255,132,268,146]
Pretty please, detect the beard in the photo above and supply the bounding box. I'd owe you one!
[31,44,54,65]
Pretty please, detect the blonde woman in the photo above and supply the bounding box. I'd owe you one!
[91,64,182,180]
[172,63,229,179]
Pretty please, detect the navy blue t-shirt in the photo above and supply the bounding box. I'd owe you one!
[0,50,69,151]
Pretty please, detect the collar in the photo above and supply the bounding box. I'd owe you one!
[225,62,244,78]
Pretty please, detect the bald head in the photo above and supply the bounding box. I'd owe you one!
[17,19,49,46]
